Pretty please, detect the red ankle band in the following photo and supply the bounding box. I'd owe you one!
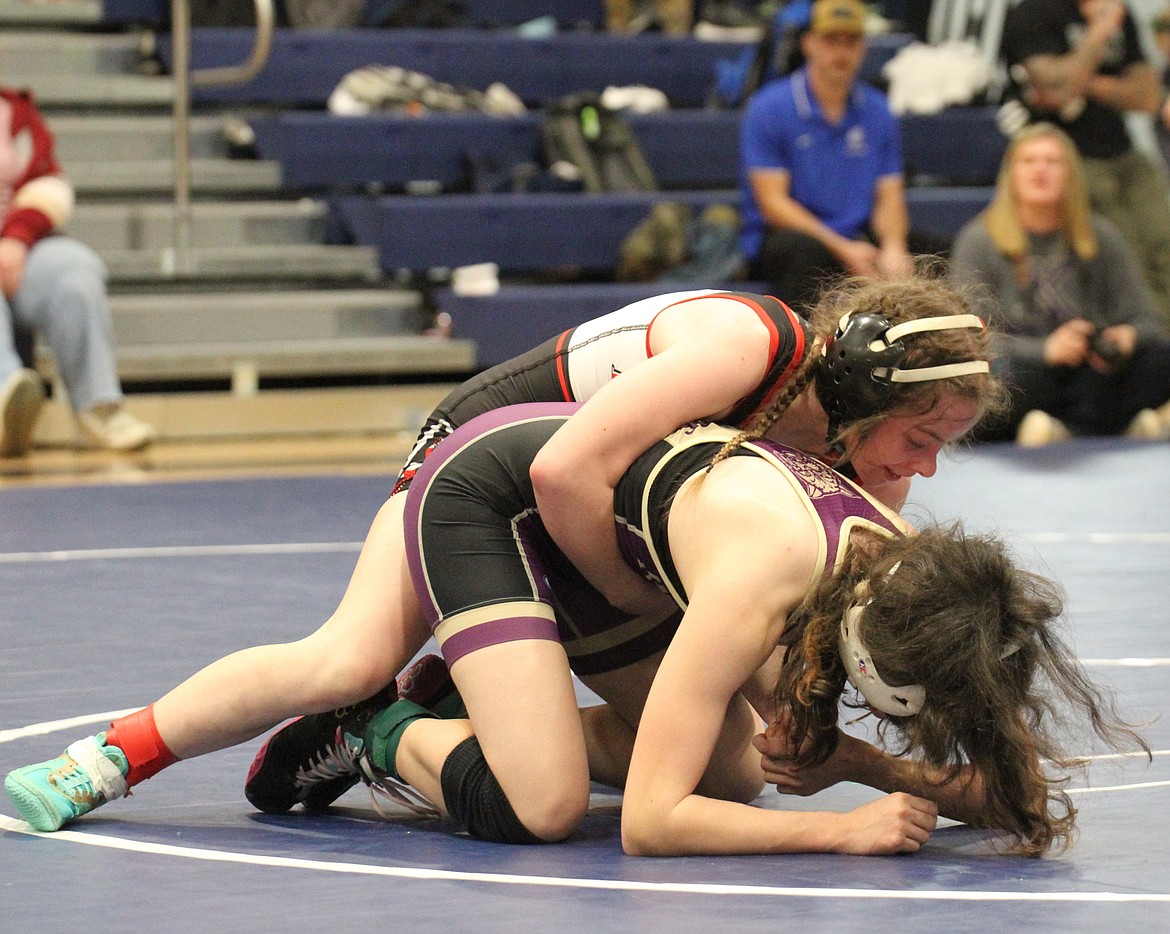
[106,706,179,786]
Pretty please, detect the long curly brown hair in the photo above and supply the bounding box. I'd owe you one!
[777,523,1150,856]
[712,272,1010,468]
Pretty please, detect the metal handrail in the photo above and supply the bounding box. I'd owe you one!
[169,0,276,274]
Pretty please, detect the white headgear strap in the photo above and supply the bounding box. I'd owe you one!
[865,313,991,386]
[838,565,926,716]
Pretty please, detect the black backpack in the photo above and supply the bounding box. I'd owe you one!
[541,92,658,194]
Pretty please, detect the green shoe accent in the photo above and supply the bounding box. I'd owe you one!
[5,734,129,832]
[363,699,437,779]
[397,654,467,720]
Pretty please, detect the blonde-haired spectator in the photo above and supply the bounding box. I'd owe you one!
[950,122,1170,446]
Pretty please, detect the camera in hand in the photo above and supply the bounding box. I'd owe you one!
[1090,332,1126,370]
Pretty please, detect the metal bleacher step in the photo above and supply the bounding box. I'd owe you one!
[71,200,334,250]
[99,243,383,284]
[69,158,282,196]
[0,28,147,75]
[13,72,175,108]
[1,30,173,108]
[31,383,460,446]
[0,0,102,27]
[37,289,475,394]
[50,114,240,162]
[110,288,426,345]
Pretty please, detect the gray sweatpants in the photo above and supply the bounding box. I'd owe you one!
[0,236,122,413]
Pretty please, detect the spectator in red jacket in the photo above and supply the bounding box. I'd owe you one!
[0,88,154,456]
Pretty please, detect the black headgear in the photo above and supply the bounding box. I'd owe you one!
[814,311,988,449]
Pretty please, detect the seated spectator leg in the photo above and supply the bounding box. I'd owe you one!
[12,237,122,414]
[13,323,35,370]
[978,353,1076,442]
[750,227,844,313]
[1075,338,1170,436]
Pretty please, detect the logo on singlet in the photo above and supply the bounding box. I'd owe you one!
[610,364,621,379]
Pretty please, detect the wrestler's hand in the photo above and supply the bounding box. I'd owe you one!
[1084,0,1125,45]
[833,793,938,855]
[756,723,862,796]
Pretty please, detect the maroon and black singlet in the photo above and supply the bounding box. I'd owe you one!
[402,403,902,676]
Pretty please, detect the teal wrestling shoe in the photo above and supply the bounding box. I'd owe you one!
[5,733,129,832]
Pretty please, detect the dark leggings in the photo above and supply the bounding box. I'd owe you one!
[982,339,1170,440]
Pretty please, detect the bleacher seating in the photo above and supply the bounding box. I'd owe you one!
[142,18,1002,376]
[252,106,1006,194]
[102,0,608,29]
[155,28,910,108]
[333,190,739,275]
[436,284,716,368]
[334,186,990,280]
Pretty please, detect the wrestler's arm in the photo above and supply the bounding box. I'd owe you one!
[757,726,995,827]
[530,297,776,615]
[620,459,938,856]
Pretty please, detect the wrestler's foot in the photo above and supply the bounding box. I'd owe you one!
[244,684,397,814]
[5,733,129,832]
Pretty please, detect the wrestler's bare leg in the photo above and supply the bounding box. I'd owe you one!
[152,494,430,758]
[392,639,591,841]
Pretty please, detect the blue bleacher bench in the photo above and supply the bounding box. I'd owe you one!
[104,0,606,28]
[253,106,1005,194]
[435,283,769,368]
[332,187,993,276]
[333,190,743,274]
[156,29,910,109]
[158,29,756,108]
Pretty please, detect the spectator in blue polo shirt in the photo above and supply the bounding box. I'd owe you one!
[739,0,944,311]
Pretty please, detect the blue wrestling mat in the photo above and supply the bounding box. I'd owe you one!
[1,442,1167,933]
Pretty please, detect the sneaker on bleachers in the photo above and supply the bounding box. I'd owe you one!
[0,367,45,457]
[1016,410,1073,447]
[76,404,156,451]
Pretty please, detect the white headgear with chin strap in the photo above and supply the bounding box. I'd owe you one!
[838,564,1024,717]
[839,600,926,717]
[838,563,926,716]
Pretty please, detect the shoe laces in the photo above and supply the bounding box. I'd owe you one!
[356,757,439,818]
[365,775,440,819]
[293,728,363,791]
[62,738,129,803]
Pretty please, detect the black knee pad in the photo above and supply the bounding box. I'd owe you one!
[439,736,543,845]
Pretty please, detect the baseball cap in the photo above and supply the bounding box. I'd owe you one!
[809,0,866,36]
